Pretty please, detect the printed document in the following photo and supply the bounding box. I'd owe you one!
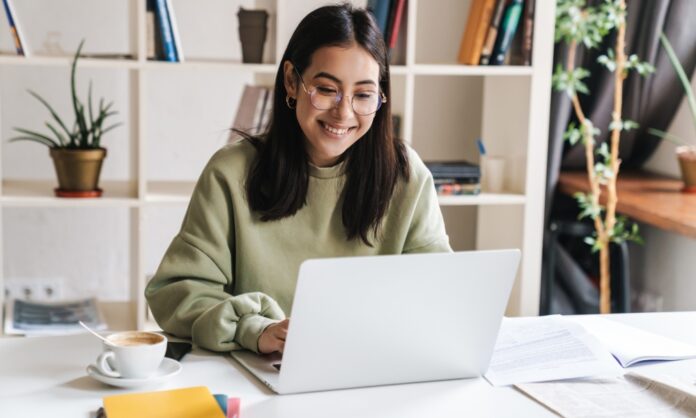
[484,316,620,386]
[569,316,696,367]
[516,371,696,418]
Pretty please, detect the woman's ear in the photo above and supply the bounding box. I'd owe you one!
[283,61,298,98]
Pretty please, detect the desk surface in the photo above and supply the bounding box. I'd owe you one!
[2,312,696,418]
[558,170,696,239]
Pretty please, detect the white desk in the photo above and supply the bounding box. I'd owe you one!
[2,312,695,418]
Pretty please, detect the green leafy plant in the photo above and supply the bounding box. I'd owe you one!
[9,40,121,149]
[553,0,652,313]
[647,33,696,146]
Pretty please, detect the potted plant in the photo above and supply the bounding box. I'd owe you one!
[553,0,652,313]
[9,40,121,197]
[648,33,696,193]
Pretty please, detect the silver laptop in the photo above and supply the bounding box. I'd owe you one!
[230,249,520,394]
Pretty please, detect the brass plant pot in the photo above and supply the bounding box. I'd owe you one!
[49,148,107,195]
[676,145,696,193]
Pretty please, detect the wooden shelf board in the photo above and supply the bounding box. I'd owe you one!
[558,170,696,239]
[143,60,277,73]
[412,64,533,76]
[0,54,139,69]
[1,180,138,207]
[145,181,195,203]
[438,192,526,206]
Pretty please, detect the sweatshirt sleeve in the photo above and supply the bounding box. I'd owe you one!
[145,153,285,353]
[403,161,453,254]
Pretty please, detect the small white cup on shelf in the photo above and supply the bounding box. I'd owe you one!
[481,156,506,193]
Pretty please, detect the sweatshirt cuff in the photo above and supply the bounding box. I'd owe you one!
[236,314,280,353]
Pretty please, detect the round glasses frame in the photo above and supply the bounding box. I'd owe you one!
[293,66,387,116]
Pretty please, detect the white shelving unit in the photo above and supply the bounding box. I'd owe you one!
[0,0,555,334]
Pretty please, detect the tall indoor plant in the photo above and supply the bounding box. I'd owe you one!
[648,33,696,193]
[9,40,121,197]
[553,0,652,313]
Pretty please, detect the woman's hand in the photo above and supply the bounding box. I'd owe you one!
[258,319,289,354]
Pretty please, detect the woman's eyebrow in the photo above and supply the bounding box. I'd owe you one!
[312,71,377,86]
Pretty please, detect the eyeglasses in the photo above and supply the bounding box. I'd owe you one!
[293,66,387,116]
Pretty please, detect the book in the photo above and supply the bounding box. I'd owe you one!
[165,0,184,62]
[457,0,497,65]
[479,0,507,65]
[434,180,481,196]
[571,316,696,367]
[386,0,406,50]
[489,0,523,65]
[229,85,273,142]
[425,160,481,180]
[520,0,535,65]
[154,0,177,62]
[103,386,225,418]
[3,297,106,336]
[367,0,391,36]
[257,88,273,135]
[146,0,158,60]
[2,0,29,56]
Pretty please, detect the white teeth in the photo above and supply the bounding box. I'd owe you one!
[323,122,349,135]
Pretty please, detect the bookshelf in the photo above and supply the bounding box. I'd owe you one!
[0,0,555,334]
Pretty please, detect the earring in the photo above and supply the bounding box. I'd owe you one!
[285,95,297,110]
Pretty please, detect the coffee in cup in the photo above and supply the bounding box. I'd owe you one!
[95,331,167,379]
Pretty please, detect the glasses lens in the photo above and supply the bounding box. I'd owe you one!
[309,88,337,110]
[308,88,383,115]
[352,92,381,115]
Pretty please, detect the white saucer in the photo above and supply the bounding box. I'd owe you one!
[86,357,182,388]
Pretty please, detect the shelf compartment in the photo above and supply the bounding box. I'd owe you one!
[438,192,526,206]
[1,180,138,207]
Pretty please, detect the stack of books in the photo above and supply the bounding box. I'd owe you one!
[146,0,183,62]
[457,0,535,66]
[425,161,481,196]
[4,297,106,336]
[228,85,273,142]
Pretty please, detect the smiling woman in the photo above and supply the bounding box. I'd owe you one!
[145,4,452,356]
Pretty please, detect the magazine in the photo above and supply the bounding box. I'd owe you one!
[4,297,106,336]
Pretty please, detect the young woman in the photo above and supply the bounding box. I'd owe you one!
[146,4,451,355]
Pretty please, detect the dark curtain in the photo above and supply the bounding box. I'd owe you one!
[542,0,696,313]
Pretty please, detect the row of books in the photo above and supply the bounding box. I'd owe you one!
[458,0,535,66]
[0,0,183,62]
[366,0,406,53]
[425,161,481,196]
[146,0,183,62]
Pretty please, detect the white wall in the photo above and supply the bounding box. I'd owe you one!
[631,70,696,311]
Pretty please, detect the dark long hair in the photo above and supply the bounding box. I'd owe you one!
[245,3,409,245]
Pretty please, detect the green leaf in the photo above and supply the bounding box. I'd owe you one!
[45,122,67,147]
[563,122,583,145]
[660,33,696,137]
[27,90,73,139]
[9,135,58,148]
[647,128,687,146]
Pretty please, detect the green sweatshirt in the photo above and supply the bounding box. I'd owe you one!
[145,140,451,353]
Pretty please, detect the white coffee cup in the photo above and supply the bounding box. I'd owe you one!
[95,331,167,379]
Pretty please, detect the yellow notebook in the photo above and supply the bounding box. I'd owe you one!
[103,386,225,418]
